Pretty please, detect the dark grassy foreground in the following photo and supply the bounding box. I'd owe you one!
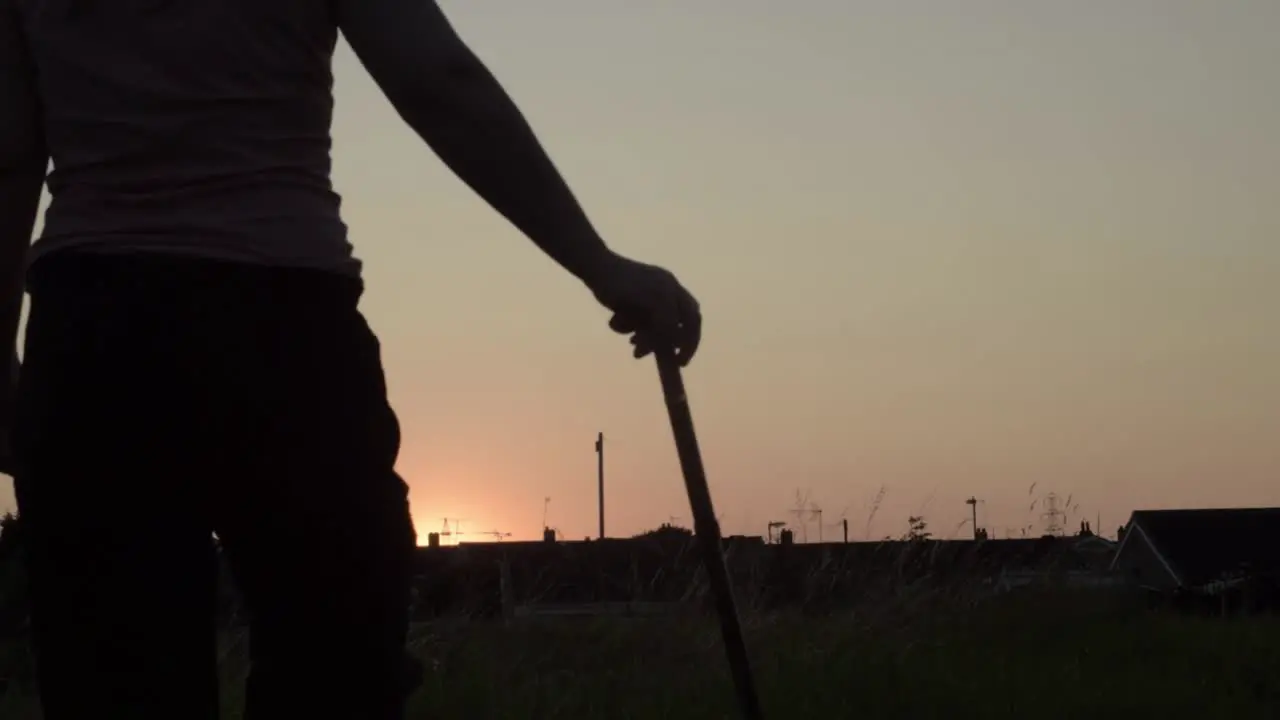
[1,588,1278,719]
[388,594,1279,720]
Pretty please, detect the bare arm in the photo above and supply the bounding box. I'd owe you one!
[334,0,616,287]
[0,0,47,360]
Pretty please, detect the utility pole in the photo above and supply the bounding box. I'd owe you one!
[595,432,605,540]
[965,496,979,540]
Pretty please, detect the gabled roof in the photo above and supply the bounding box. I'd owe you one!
[1112,508,1280,587]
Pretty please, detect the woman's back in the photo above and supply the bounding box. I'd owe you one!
[3,4,705,712]
[18,0,356,275]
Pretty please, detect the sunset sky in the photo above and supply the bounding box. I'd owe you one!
[5,0,1278,543]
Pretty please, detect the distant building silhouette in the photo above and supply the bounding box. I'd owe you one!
[1111,507,1280,614]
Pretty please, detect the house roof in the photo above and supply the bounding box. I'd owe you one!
[1122,508,1280,587]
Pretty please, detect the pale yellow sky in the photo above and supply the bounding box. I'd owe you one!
[7,1,1279,543]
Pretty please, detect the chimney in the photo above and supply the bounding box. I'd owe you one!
[542,527,556,544]
[426,532,441,548]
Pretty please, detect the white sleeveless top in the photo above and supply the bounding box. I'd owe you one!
[16,0,359,277]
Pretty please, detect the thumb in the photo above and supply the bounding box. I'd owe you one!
[608,313,638,334]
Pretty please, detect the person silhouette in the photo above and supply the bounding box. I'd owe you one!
[0,0,700,717]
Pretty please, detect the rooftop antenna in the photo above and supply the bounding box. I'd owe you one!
[542,496,551,533]
[808,501,824,542]
[789,489,812,543]
[766,521,787,544]
[823,504,851,543]
[440,518,468,542]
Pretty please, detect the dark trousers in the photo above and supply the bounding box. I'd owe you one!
[12,251,420,719]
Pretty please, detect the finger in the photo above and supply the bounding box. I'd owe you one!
[651,293,683,352]
[674,291,701,366]
[679,315,701,367]
[609,312,638,334]
[630,333,654,359]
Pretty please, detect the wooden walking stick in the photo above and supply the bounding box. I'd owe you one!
[653,347,764,720]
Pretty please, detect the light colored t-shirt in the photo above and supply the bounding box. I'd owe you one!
[15,0,358,277]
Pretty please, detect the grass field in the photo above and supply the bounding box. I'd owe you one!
[0,587,1276,719]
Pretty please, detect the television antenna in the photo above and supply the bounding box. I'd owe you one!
[441,518,468,540]
[766,521,787,544]
[789,489,813,542]
[825,504,851,543]
[808,501,824,542]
